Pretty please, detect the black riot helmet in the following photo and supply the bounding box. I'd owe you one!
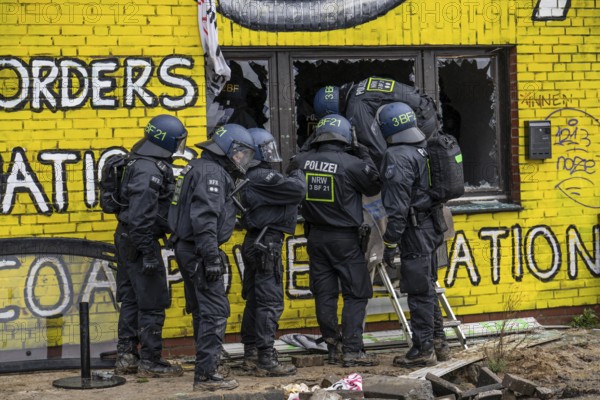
[376,102,426,145]
[313,86,340,118]
[248,128,282,163]
[312,114,352,145]
[132,114,188,158]
[196,124,257,173]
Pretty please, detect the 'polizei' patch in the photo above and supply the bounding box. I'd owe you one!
[208,178,220,193]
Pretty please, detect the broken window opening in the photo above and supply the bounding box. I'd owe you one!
[438,56,500,191]
[292,58,416,149]
[206,59,270,134]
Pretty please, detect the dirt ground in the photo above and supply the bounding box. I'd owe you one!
[1,328,599,400]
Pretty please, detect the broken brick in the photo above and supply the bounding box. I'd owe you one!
[291,354,325,368]
[461,383,503,399]
[321,374,341,388]
[474,389,502,400]
[534,386,554,400]
[425,372,463,397]
[501,373,537,396]
[477,367,503,387]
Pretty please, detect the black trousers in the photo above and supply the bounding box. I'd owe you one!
[399,218,444,347]
[174,240,230,377]
[240,230,285,351]
[114,223,169,361]
[307,227,373,353]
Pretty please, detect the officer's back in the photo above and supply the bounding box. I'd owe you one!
[293,114,380,228]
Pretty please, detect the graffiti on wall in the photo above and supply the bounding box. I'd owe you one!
[549,108,600,209]
[217,0,572,31]
[0,55,198,112]
[0,147,198,214]
[446,224,600,287]
[1,222,598,334]
[532,0,571,21]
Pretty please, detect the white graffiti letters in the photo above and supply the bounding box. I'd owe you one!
[0,55,198,112]
[446,224,600,287]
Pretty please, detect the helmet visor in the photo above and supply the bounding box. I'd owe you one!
[228,141,256,173]
[175,136,187,154]
[259,140,282,163]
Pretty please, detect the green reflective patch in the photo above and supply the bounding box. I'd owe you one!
[306,173,334,202]
[455,154,463,163]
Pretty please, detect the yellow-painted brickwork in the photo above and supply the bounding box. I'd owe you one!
[0,0,599,354]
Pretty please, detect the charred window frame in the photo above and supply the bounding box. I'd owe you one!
[215,47,519,212]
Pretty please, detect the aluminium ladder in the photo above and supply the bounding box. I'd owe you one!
[369,262,468,350]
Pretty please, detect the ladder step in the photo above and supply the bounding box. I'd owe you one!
[393,287,446,297]
[443,320,462,328]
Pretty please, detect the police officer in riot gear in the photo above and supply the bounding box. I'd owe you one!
[114,114,187,377]
[377,102,445,367]
[313,77,440,168]
[168,123,257,391]
[239,128,306,376]
[292,114,381,367]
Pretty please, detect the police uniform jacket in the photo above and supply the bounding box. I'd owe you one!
[294,143,380,228]
[117,155,173,256]
[381,141,435,244]
[168,152,237,260]
[240,164,306,234]
[343,77,439,168]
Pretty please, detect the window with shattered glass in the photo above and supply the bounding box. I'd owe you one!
[217,48,515,209]
[437,56,501,193]
[292,58,416,147]
[206,59,270,135]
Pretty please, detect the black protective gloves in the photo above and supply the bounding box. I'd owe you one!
[203,257,224,282]
[142,254,161,275]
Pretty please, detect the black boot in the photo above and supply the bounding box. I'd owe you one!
[393,340,437,367]
[434,337,451,361]
[324,337,342,365]
[137,358,184,377]
[256,348,296,377]
[241,346,258,371]
[115,341,139,374]
[114,352,139,374]
[194,372,239,391]
[342,350,379,367]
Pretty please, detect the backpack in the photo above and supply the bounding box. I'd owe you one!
[99,154,131,214]
[426,131,465,203]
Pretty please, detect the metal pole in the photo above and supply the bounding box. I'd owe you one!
[79,302,91,385]
[52,301,126,389]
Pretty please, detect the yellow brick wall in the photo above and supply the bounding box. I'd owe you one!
[0,0,599,352]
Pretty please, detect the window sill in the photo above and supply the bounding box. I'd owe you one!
[448,200,523,215]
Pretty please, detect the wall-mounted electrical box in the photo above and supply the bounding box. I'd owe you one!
[525,120,552,160]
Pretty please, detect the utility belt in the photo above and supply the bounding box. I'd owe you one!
[306,223,371,253]
[247,227,283,238]
[410,205,447,234]
[308,224,358,233]
[408,208,432,227]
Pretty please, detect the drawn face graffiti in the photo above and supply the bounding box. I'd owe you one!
[547,108,600,209]
[218,0,407,31]
[217,0,572,31]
